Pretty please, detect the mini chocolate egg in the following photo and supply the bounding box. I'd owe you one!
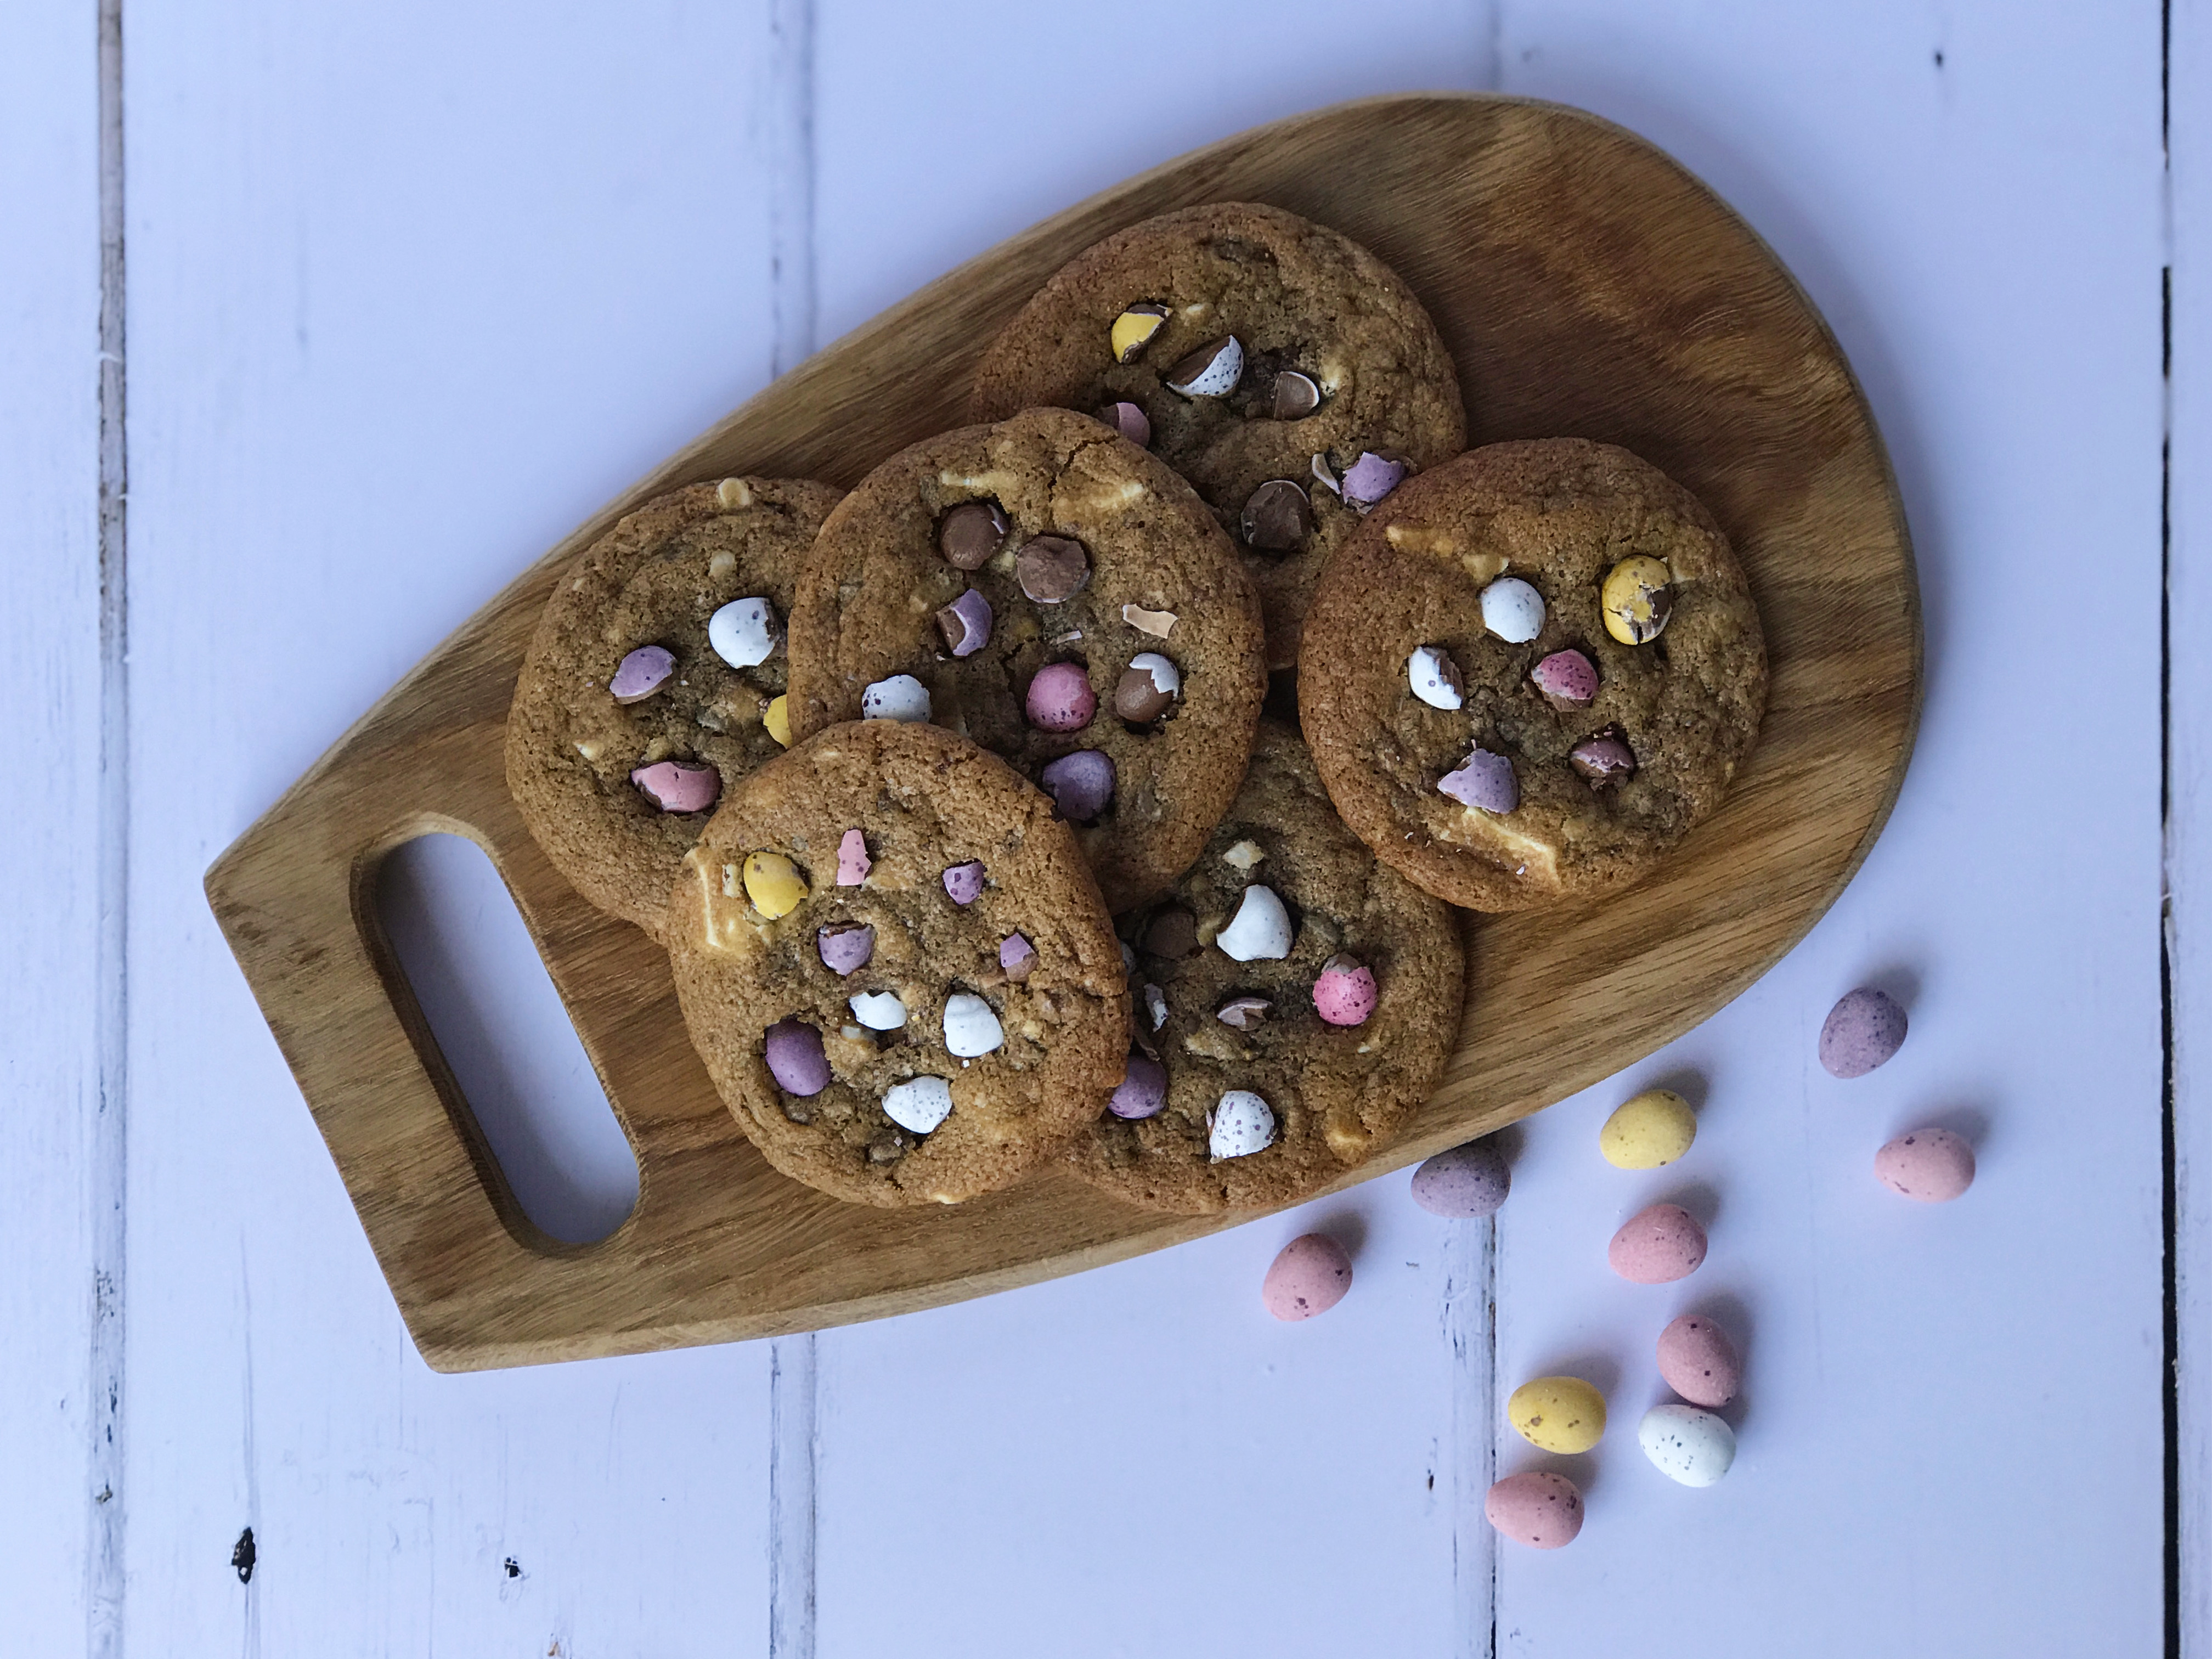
[1209,1090,1276,1159]
[1407,644,1464,710]
[1484,1471,1584,1549]
[1638,1403,1735,1487]
[1410,1139,1510,1217]
[881,1075,953,1134]
[1311,954,1377,1027]
[941,992,1004,1058]
[1215,885,1293,962]
[708,596,780,668]
[1262,1233,1353,1321]
[860,673,932,723]
[1479,576,1545,644]
[1820,986,1909,1077]
[1600,1089,1697,1169]
[1656,1314,1741,1408]
[1875,1127,1976,1201]
[742,850,807,918]
[1509,1375,1607,1453]
[1608,1203,1707,1283]
[763,1018,829,1097]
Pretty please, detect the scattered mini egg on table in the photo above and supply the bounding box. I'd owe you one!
[1410,1138,1510,1218]
[1599,1088,1697,1169]
[1638,1403,1736,1487]
[1875,1126,1976,1201]
[1484,1471,1584,1549]
[1609,1203,1708,1284]
[1508,1375,1607,1454]
[1819,985,1908,1077]
[1656,1314,1741,1409]
[1262,1234,1353,1321]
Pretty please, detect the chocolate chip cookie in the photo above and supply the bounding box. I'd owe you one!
[1065,721,1464,1215]
[666,719,1131,1207]
[507,476,844,939]
[1299,439,1768,911]
[969,202,1466,668]
[786,406,1266,914]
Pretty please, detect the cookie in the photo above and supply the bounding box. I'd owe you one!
[1065,721,1464,1215]
[666,719,1131,1207]
[970,202,1466,667]
[786,406,1266,914]
[506,476,844,939]
[1299,439,1768,912]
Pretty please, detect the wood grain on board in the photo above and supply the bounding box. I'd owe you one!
[204,92,1920,1372]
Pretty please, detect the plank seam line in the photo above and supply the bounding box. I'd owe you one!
[89,0,129,1652]
[765,2,818,1654]
[2162,3,2181,1654]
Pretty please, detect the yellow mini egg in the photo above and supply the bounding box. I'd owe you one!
[1600,1088,1697,1170]
[1508,1375,1607,1454]
[1109,302,1169,363]
[1600,555,1674,645]
[742,850,808,919]
[763,693,791,747]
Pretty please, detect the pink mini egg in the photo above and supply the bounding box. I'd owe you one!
[1608,1203,1708,1284]
[1656,1313,1741,1408]
[1483,1471,1584,1549]
[1262,1233,1353,1321]
[1875,1127,1976,1201]
[1311,953,1378,1026]
[1025,661,1097,732]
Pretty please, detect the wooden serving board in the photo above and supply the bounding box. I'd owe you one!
[206,93,1919,1373]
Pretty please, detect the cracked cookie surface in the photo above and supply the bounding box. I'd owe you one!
[787,407,1266,913]
[667,720,1130,1208]
[1299,439,1768,911]
[969,202,1466,667]
[1065,721,1464,1215]
[507,476,843,939]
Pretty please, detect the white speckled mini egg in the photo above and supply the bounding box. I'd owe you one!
[1638,1403,1736,1487]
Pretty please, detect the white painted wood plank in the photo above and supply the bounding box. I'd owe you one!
[2169,2,2210,1649]
[812,0,1496,346]
[817,1200,1468,1658]
[0,2,101,1652]
[1490,4,2166,1652]
[804,10,1502,1654]
[120,1,788,1650]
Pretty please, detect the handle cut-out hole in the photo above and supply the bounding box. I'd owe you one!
[376,833,639,1244]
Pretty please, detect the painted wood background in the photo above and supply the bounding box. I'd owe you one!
[1,0,2197,1654]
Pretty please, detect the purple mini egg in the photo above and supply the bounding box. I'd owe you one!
[762,1019,829,1097]
[1820,986,1909,1078]
[1437,748,1519,814]
[816,923,874,977]
[943,860,986,905]
[610,644,675,703]
[1109,1054,1167,1119]
[1040,750,1115,821]
[1411,1139,1510,1218]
